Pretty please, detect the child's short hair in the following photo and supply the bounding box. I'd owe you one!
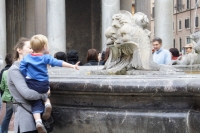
[30,34,48,52]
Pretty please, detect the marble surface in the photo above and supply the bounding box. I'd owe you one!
[49,67,200,133]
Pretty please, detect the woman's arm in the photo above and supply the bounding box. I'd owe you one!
[8,67,48,101]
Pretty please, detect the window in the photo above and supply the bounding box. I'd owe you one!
[152,7,154,18]
[179,38,182,51]
[174,39,176,48]
[176,0,183,12]
[185,18,190,28]
[179,20,182,30]
[187,0,190,9]
[186,36,191,44]
[196,16,199,27]
[196,0,199,6]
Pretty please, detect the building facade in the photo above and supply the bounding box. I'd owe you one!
[151,0,200,52]
[0,0,132,64]
[173,0,200,52]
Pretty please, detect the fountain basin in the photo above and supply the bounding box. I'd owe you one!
[49,67,200,133]
[173,64,200,74]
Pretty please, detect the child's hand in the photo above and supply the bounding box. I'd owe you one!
[47,89,51,97]
[73,61,80,70]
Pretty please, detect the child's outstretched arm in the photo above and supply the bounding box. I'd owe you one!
[46,54,80,69]
[62,61,80,70]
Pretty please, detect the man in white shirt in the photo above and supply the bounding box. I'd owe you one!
[152,37,171,64]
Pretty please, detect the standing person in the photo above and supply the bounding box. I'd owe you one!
[0,54,12,133]
[183,43,194,54]
[169,48,180,60]
[54,52,67,61]
[66,50,82,65]
[99,48,110,65]
[0,54,13,133]
[83,49,99,66]
[0,54,13,96]
[0,54,6,133]
[152,37,171,64]
[7,37,48,133]
[20,34,79,133]
[98,51,105,65]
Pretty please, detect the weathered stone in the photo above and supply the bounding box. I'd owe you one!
[49,68,200,133]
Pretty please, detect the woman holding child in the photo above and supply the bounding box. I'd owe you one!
[8,35,79,133]
[7,37,47,133]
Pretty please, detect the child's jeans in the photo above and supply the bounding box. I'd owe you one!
[26,79,49,114]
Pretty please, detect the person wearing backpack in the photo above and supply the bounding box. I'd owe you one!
[0,53,13,133]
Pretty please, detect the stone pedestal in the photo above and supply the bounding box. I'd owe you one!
[47,0,66,56]
[0,0,6,66]
[48,67,200,133]
[155,0,173,49]
[101,0,120,50]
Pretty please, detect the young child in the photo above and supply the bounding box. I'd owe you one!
[20,34,79,133]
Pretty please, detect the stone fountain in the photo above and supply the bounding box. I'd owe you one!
[48,11,200,133]
[170,31,200,74]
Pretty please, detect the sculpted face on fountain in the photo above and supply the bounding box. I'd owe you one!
[111,13,133,29]
[112,14,122,29]
[119,24,136,44]
[97,10,183,74]
[105,26,117,47]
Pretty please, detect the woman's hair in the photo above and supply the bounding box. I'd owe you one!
[5,53,13,65]
[54,52,67,61]
[30,34,48,53]
[86,49,98,62]
[14,37,30,60]
[169,48,179,57]
[103,48,110,62]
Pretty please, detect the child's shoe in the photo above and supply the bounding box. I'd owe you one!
[36,121,47,133]
[42,104,52,120]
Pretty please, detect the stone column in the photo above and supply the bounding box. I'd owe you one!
[35,0,47,36]
[25,0,35,38]
[120,0,132,13]
[0,0,6,67]
[47,0,66,56]
[102,0,120,50]
[155,0,173,49]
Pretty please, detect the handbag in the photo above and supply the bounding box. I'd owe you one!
[13,102,54,133]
